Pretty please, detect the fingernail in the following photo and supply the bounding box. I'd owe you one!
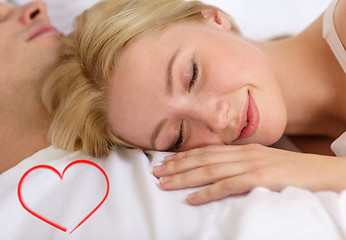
[153,165,165,173]
[164,154,176,162]
[160,176,171,185]
[187,193,196,201]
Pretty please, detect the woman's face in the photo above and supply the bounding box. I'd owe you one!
[108,11,287,151]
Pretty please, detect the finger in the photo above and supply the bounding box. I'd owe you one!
[154,145,256,177]
[154,153,240,177]
[166,144,246,161]
[159,161,249,190]
[186,174,256,205]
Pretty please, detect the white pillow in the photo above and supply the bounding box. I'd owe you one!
[11,0,331,39]
[201,0,331,40]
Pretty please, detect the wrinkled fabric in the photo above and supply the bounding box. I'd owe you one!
[0,146,346,240]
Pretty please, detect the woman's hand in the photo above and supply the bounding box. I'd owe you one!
[153,144,346,205]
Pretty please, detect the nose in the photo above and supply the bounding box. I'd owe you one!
[19,1,48,24]
[192,99,230,133]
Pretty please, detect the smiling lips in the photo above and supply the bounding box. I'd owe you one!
[26,23,60,41]
[235,92,260,140]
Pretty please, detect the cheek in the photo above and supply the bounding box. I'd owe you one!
[183,135,224,151]
[0,40,14,63]
[260,102,287,145]
[254,65,287,144]
[201,58,242,94]
[224,47,287,145]
[181,122,224,151]
[250,83,287,146]
[201,43,269,92]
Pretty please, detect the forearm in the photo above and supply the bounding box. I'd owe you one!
[322,157,346,192]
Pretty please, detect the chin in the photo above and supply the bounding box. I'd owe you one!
[234,123,286,147]
[259,123,287,146]
[258,106,288,146]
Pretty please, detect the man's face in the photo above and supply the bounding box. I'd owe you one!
[0,1,62,87]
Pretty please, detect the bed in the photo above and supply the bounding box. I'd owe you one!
[1,145,346,239]
[2,0,344,239]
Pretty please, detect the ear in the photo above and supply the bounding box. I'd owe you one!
[201,8,232,31]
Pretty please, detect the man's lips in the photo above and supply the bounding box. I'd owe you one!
[26,23,61,41]
[235,92,260,140]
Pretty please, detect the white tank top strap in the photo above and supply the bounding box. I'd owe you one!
[323,0,346,74]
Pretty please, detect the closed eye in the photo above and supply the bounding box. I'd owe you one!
[173,121,184,150]
[188,62,199,92]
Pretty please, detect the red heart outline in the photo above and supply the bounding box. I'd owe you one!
[17,160,109,234]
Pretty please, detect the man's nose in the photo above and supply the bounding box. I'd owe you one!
[192,99,230,133]
[19,1,48,24]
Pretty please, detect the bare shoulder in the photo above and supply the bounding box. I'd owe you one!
[335,0,346,47]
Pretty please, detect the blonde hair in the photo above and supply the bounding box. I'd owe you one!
[42,0,239,157]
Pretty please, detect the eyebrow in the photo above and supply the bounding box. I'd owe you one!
[166,48,181,96]
[151,118,168,149]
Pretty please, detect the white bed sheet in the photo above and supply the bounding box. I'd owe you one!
[1,146,346,240]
